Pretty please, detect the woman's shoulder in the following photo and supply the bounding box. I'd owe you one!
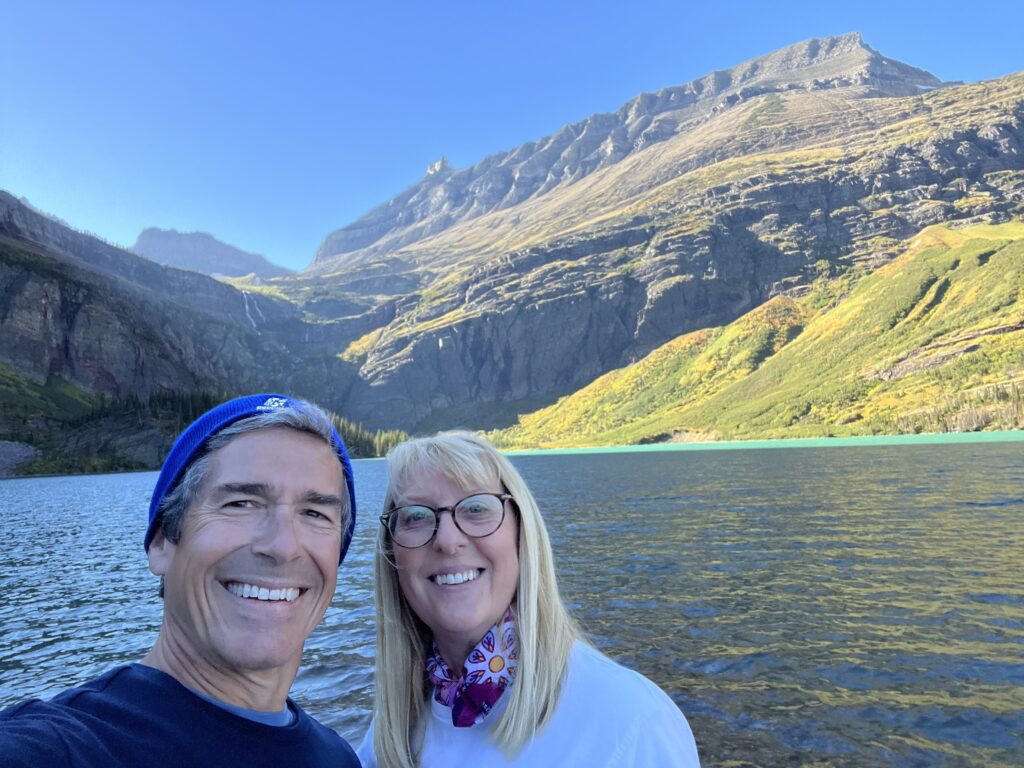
[558,641,701,766]
[356,718,376,768]
[565,641,674,706]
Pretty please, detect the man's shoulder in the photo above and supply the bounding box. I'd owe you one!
[1,665,128,719]
[288,702,361,766]
[0,711,69,767]
[1,666,360,768]
[0,666,140,767]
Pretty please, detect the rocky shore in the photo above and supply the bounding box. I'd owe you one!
[0,440,38,478]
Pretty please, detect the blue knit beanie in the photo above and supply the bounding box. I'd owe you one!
[145,394,357,565]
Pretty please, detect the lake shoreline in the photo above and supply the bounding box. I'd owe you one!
[504,428,1024,456]
[5,429,1024,480]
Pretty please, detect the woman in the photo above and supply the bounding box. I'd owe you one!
[358,432,700,767]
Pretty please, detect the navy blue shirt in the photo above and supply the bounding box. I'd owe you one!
[0,664,359,768]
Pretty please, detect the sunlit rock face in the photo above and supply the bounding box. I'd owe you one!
[295,34,1023,430]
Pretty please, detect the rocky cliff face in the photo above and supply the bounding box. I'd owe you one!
[0,237,292,399]
[0,194,364,410]
[288,38,1024,431]
[132,227,293,278]
[0,192,301,332]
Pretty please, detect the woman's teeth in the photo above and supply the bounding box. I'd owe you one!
[226,582,300,601]
[432,569,479,586]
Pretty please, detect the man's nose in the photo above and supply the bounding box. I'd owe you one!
[251,507,302,561]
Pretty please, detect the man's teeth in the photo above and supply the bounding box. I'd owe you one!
[226,582,300,601]
[433,569,479,586]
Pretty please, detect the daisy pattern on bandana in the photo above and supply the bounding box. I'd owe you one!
[426,604,518,727]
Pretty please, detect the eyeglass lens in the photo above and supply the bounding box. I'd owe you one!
[389,493,505,547]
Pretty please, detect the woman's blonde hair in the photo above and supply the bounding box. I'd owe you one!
[372,431,580,767]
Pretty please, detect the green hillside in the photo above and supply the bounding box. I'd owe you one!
[0,369,406,475]
[0,363,96,432]
[494,221,1024,448]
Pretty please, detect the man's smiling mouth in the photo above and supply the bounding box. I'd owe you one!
[224,581,303,602]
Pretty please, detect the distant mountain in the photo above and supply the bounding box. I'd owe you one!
[0,191,305,400]
[313,32,945,266]
[0,191,301,331]
[133,228,293,278]
[0,192,391,472]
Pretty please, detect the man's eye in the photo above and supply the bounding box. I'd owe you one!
[225,499,257,509]
[304,509,328,520]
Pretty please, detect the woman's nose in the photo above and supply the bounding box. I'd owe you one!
[432,510,467,552]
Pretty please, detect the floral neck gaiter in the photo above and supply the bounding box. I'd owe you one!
[426,604,518,727]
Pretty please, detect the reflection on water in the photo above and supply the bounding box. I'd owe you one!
[1,445,1022,766]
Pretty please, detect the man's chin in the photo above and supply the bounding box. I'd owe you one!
[213,638,304,675]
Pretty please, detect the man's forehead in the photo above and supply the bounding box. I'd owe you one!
[201,429,344,492]
[209,427,335,460]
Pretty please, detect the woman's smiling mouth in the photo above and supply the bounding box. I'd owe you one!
[431,568,483,586]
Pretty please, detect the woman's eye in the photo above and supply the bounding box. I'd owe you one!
[459,496,499,516]
[399,507,435,527]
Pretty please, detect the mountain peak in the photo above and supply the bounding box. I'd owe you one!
[312,33,947,266]
[626,31,942,119]
[709,31,941,97]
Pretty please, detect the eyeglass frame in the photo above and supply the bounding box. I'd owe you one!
[379,492,514,548]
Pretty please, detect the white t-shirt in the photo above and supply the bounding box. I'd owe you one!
[357,641,701,767]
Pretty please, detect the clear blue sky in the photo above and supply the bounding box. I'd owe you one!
[2,0,1021,270]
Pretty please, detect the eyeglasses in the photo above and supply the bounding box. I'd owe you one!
[380,492,513,548]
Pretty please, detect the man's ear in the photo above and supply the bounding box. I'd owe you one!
[148,529,175,576]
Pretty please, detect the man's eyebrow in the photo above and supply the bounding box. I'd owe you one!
[211,484,342,507]
[303,491,343,508]
[215,482,271,497]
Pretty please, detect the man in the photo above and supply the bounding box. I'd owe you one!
[0,394,361,767]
